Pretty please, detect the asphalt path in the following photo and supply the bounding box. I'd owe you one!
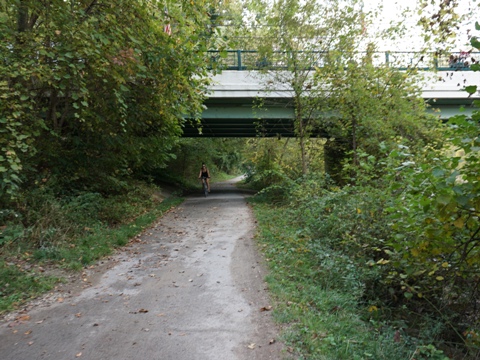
[0,177,285,360]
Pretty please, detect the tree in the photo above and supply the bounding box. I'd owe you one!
[165,137,245,184]
[316,48,442,182]
[246,0,361,175]
[0,0,216,199]
[418,0,469,47]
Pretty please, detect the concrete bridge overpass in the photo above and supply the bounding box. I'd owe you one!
[183,50,480,137]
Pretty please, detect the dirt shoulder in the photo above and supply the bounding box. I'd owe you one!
[0,177,286,360]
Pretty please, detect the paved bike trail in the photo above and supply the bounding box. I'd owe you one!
[0,178,284,360]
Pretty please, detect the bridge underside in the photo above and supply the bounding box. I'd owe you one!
[182,97,478,138]
[183,98,302,137]
[183,117,297,137]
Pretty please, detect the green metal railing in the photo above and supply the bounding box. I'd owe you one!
[207,50,478,71]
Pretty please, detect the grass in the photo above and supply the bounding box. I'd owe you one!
[249,199,419,360]
[0,194,183,315]
[33,196,183,270]
[0,260,60,313]
[0,171,238,315]
[212,172,242,182]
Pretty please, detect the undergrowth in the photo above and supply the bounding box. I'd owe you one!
[251,198,424,359]
[248,117,480,359]
[0,183,182,314]
[0,261,60,314]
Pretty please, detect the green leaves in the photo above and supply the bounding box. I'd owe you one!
[1,0,215,199]
[465,85,478,95]
[472,22,480,50]
[472,38,480,51]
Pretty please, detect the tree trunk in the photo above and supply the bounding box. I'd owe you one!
[296,105,308,175]
[17,1,28,33]
[324,139,345,185]
[351,114,358,166]
[299,133,308,175]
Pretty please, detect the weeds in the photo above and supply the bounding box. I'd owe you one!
[250,198,449,359]
[0,260,59,313]
[0,185,182,314]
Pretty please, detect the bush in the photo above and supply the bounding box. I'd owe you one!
[251,148,480,356]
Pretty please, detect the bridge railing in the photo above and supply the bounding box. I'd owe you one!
[207,50,479,71]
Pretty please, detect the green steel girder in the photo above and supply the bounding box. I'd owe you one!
[182,97,478,138]
[183,98,301,137]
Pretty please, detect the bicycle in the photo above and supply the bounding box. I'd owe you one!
[200,176,209,197]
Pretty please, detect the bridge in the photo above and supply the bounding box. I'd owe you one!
[183,50,480,137]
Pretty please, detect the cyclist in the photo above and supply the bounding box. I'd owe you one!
[198,163,211,193]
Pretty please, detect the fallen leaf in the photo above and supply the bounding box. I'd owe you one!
[247,343,256,349]
[269,339,276,344]
[260,306,272,312]
[76,352,82,357]
[17,315,30,322]
[394,330,401,343]
[24,330,32,335]
[138,309,148,313]
[312,332,328,339]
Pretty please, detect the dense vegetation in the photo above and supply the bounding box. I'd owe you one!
[240,4,480,355]
[248,122,480,358]
[1,0,480,359]
[0,1,243,313]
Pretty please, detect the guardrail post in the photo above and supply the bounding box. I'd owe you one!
[237,50,242,70]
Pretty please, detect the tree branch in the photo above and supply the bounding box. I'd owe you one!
[17,0,28,33]
[84,0,99,15]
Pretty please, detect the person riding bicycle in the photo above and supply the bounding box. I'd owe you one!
[198,163,211,193]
